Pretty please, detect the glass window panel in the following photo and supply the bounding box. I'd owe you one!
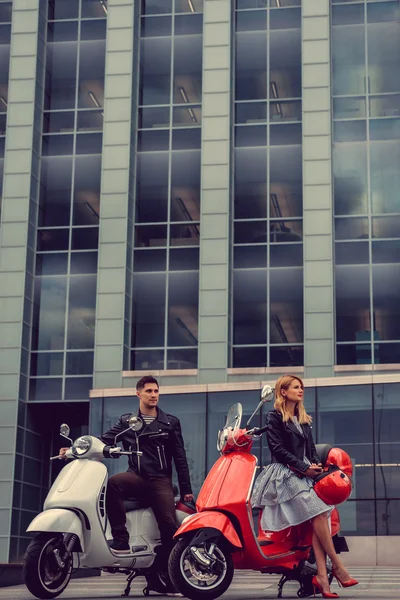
[174,14,202,35]
[235,102,267,125]
[332,4,364,25]
[35,253,68,276]
[30,352,63,376]
[372,216,400,238]
[45,42,78,110]
[43,111,75,134]
[47,21,78,43]
[173,36,202,105]
[0,114,6,134]
[67,275,96,349]
[333,120,367,143]
[332,25,365,96]
[235,148,267,219]
[367,1,400,24]
[236,0,267,7]
[270,146,303,216]
[234,245,267,268]
[235,221,267,244]
[270,268,303,344]
[374,383,400,498]
[367,22,400,94]
[141,16,172,37]
[134,249,166,272]
[42,134,74,156]
[171,152,201,213]
[370,118,400,142]
[77,110,103,131]
[333,143,368,215]
[48,0,79,20]
[173,105,201,127]
[270,219,302,242]
[64,377,92,400]
[335,241,369,265]
[270,29,301,99]
[369,94,400,118]
[167,348,197,369]
[269,7,301,30]
[66,352,93,375]
[0,137,4,158]
[370,141,400,214]
[335,217,369,240]
[78,41,105,109]
[138,129,170,151]
[337,343,373,365]
[73,155,101,225]
[337,501,376,536]
[372,240,400,264]
[336,265,371,342]
[376,342,400,364]
[0,3,11,23]
[270,0,300,5]
[170,191,200,222]
[135,225,167,247]
[140,106,170,128]
[71,227,99,250]
[235,32,267,101]
[136,153,169,223]
[317,385,374,499]
[140,37,171,105]
[236,10,267,32]
[32,277,67,351]
[39,157,72,227]
[170,223,200,246]
[81,0,108,18]
[29,378,63,401]
[373,264,400,341]
[142,0,172,14]
[270,123,302,145]
[81,20,107,41]
[235,125,267,148]
[232,346,267,368]
[270,345,303,367]
[270,244,303,267]
[169,247,199,270]
[132,273,166,347]
[270,99,302,122]
[0,23,10,44]
[376,500,400,535]
[333,97,366,120]
[37,229,69,252]
[234,269,267,344]
[175,0,203,12]
[167,272,198,347]
[131,349,165,370]
[172,128,201,150]
[70,252,98,274]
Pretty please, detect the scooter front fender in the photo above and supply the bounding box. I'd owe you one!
[27,509,84,552]
[174,511,242,549]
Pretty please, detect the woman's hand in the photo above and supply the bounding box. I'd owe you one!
[305,463,323,479]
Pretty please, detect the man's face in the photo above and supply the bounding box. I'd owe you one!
[136,383,159,409]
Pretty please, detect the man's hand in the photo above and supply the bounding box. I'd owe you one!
[183,494,194,503]
[59,447,70,460]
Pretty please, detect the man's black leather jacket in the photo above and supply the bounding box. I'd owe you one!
[101,407,192,496]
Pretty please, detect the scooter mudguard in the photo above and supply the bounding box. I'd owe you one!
[27,508,84,551]
[174,511,242,549]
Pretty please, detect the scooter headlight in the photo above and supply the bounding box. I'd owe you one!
[72,435,92,456]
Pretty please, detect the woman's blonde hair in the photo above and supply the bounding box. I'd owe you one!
[274,374,312,424]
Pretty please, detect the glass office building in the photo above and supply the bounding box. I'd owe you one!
[0,0,399,564]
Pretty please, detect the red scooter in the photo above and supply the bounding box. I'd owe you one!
[169,386,351,600]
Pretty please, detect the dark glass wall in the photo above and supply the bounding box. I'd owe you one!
[130,0,203,371]
[232,0,303,369]
[332,0,400,366]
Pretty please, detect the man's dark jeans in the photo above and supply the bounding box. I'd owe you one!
[106,471,177,566]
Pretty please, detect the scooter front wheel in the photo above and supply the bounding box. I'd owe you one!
[169,537,234,600]
[23,533,73,599]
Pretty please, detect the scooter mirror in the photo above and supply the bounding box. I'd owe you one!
[60,424,70,438]
[128,415,144,432]
[261,384,273,402]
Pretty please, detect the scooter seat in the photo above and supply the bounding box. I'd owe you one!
[315,443,332,466]
[124,498,150,512]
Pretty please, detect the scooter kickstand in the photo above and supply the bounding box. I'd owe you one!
[277,574,287,598]
[121,571,137,597]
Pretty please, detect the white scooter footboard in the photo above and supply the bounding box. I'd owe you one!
[27,508,85,551]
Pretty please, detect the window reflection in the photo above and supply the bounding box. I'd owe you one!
[136,153,169,223]
[173,36,202,104]
[373,265,400,341]
[30,353,63,376]
[374,383,400,500]
[335,217,369,240]
[332,26,365,96]
[141,16,172,37]
[336,344,372,367]
[236,32,267,101]
[66,351,94,375]
[131,273,166,347]
[235,148,267,219]
[47,21,79,43]
[139,38,171,105]
[73,155,101,225]
[369,94,400,118]
[36,253,68,276]
[78,41,105,109]
[81,0,108,19]
[367,21,400,94]
[45,42,78,110]
[134,249,167,272]
[336,266,371,342]
[270,268,303,344]
[333,144,368,215]
[167,272,198,347]
[270,345,303,367]
[175,0,203,12]
[233,269,267,345]
[270,29,301,99]
[333,121,366,143]
[175,14,203,35]
[39,157,73,227]
[77,110,103,132]
[170,223,200,246]
[131,349,165,370]
[141,0,172,15]
[335,242,369,265]
[370,141,400,214]
[48,0,79,20]
[140,106,170,129]
[232,346,267,368]
[270,146,302,216]
[43,112,75,134]
[67,275,96,349]
[333,97,366,120]
[32,277,67,351]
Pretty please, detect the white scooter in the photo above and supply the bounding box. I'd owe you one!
[23,417,195,599]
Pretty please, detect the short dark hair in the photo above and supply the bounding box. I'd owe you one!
[136,375,159,391]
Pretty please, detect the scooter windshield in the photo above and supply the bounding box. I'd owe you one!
[223,403,243,431]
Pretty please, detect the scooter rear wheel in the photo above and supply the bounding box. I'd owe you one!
[23,533,73,599]
[169,537,234,600]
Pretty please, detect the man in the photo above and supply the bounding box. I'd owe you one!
[60,375,193,569]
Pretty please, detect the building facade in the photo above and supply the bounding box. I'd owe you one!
[0,0,399,564]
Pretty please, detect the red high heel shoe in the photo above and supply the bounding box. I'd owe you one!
[332,568,359,588]
[312,576,339,599]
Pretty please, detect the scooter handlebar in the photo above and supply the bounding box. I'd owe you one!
[103,446,143,458]
[246,425,268,437]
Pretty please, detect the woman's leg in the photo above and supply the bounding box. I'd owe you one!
[311,530,332,594]
[311,512,352,582]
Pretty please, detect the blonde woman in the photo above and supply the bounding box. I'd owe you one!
[251,375,358,598]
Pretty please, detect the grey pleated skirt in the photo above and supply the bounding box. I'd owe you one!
[251,463,333,532]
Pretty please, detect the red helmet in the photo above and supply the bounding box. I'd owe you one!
[326,447,353,478]
[314,465,352,506]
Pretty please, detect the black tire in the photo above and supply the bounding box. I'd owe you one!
[169,536,234,600]
[23,534,72,599]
